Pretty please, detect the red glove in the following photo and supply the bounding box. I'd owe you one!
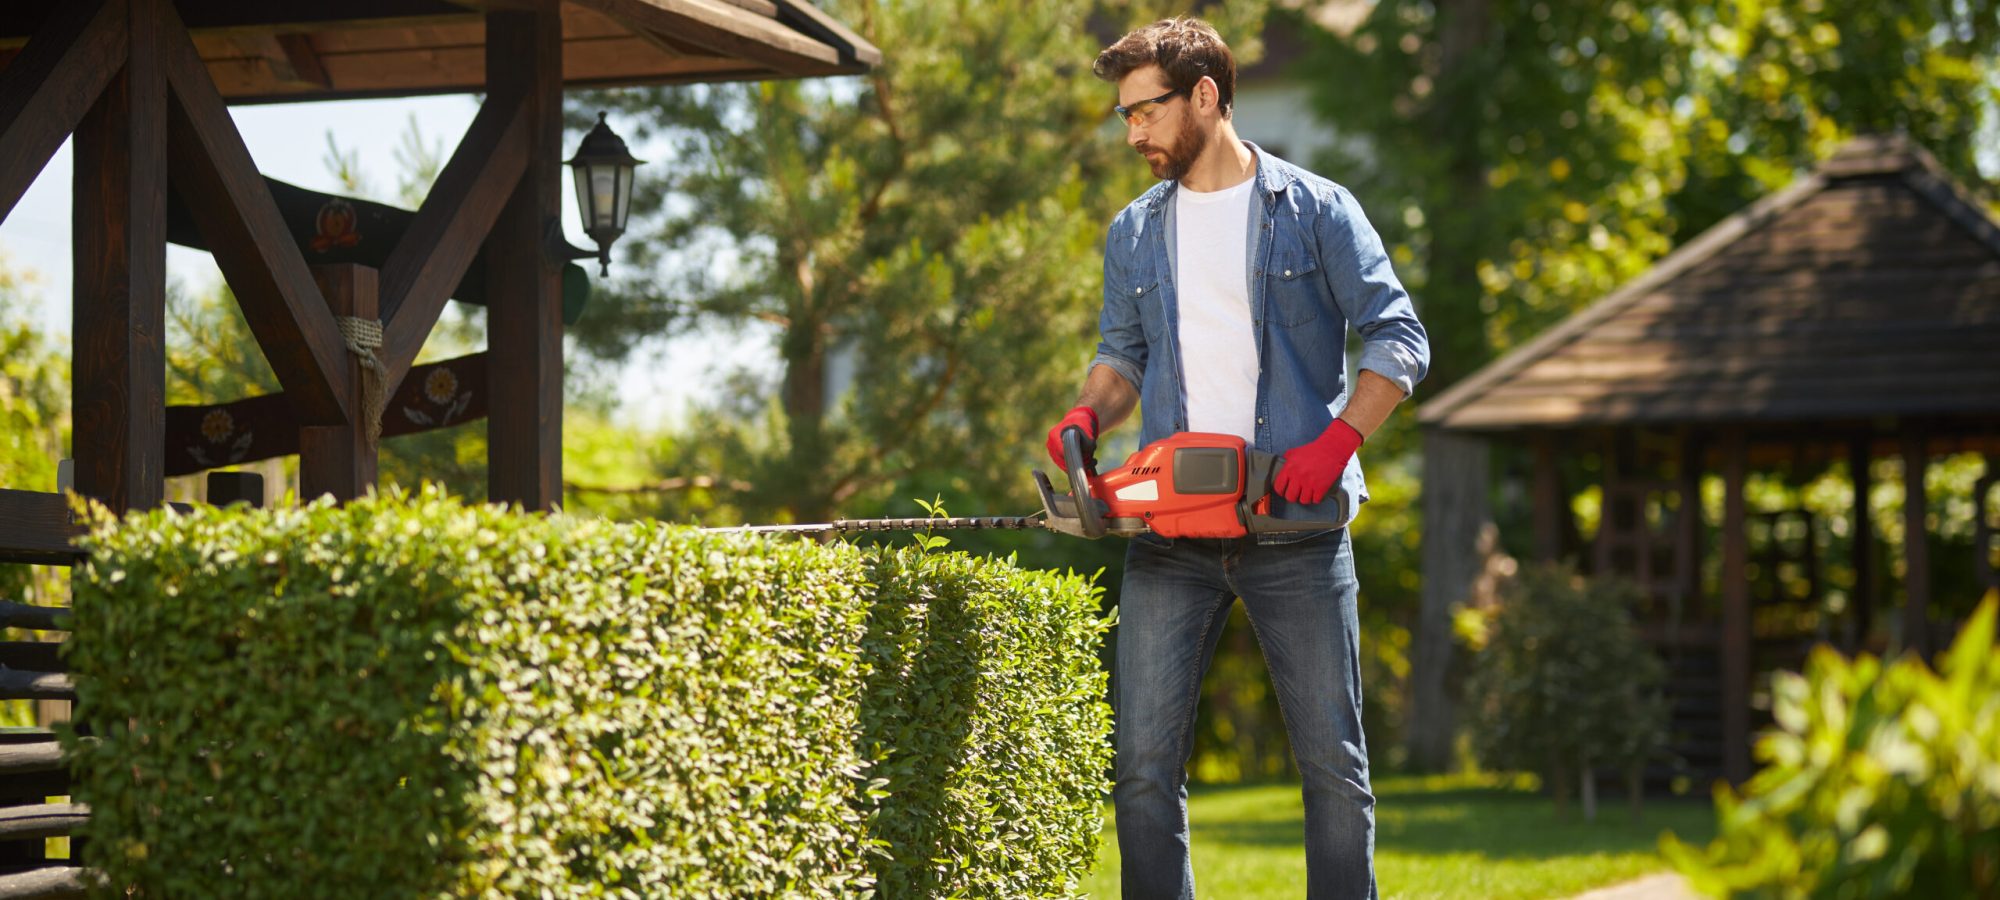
[1046,405,1099,471]
[1274,419,1364,505]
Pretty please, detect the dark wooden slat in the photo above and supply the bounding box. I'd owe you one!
[0,866,89,900]
[1719,429,1751,785]
[1902,433,1932,657]
[0,805,86,842]
[164,352,490,477]
[71,0,167,516]
[378,91,528,386]
[159,0,350,427]
[0,492,76,564]
[0,672,71,703]
[299,265,379,502]
[484,4,563,510]
[0,604,66,633]
[0,645,62,676]
[0,0,124,225]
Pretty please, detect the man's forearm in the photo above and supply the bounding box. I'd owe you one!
[1336,368,1406,439]
[1077,364,1140,433]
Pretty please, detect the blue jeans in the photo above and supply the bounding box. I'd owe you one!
[1113,530,1375,900]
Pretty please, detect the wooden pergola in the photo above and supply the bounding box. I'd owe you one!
[0,0,875,888]
[0,0,878,541]
[1406,134,2000,785]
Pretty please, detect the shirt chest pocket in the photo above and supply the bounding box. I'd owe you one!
[1264,238,1322,328]
[1124,264,1167,342]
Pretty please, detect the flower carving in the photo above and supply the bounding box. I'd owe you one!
[201,409,233,443]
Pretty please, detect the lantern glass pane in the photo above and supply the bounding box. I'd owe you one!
[571,164,595,227]
[590,167,620,230]
[615,166,635,229]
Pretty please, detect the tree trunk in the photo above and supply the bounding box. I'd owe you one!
[1409,429,1490,770]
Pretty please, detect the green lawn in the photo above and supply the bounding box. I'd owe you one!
[1080,773,1715,899]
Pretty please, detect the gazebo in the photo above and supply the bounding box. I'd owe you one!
[0,0,876,890]
[1406,134,2000,785]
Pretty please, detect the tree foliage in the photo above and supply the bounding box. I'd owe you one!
[572,0,1270,524]
[1296,0,2000,391]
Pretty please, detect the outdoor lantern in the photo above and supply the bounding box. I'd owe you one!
[565,111,642,276]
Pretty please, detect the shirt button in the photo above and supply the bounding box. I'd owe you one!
[1257,417,1266,425]
[1283,269,1292,277]
[1134,287,1142,295]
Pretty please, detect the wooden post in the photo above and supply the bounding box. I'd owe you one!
[1409,427,1490,771]
[1674,430,1704,617]
[299,264,380,502]
[1531,432,1563,563]
[1900,431,1931,657]
[484,2,564,510]
[1719,428,1752,785]
[1848,435,1873,653]
[72,0,164,514]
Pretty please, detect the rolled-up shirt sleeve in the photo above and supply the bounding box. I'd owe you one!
[1089,218,1148,392]
[1316,183,1430,396]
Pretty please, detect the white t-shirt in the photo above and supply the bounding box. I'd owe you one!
[1173,173,1260,442]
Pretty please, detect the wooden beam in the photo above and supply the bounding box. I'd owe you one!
[1901,430,1931,657]
[274,34,332,88]
[72,0,166,515]
[158,0,351,426]
[1719,428,1752,785]
[378,90,528,386]
[483,3,563,510]
[164,352,490,477]
[0,0,125,225]
[0,1,472,41]
[299,264,379,502]
[0,490,78,564]
[569,0,839,74]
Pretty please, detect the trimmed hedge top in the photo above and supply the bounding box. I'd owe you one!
[64,487,1112,898]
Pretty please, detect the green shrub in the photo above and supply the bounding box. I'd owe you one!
[1461,562,1670,819]
[1663,594,2000,898]
[63,487,1110,898]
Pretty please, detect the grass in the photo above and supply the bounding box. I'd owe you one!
[1079,772,1715,899]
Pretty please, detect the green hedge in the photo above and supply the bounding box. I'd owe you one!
[1664,594,2000,897]
[63,487,1111,898]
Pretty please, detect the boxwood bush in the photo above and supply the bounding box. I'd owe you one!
[1664,594,2000,898]
[63,487,1111,898]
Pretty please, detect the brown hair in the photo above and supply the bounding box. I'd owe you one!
[1093,17,1236,118]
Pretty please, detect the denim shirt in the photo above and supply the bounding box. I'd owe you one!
[1089,144,1431,544]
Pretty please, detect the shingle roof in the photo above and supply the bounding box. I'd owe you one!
[1419,134,2000,432]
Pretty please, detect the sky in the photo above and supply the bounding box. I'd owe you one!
[0,94,766,427]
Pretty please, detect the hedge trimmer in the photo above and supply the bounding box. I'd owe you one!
[713,429,1345,540]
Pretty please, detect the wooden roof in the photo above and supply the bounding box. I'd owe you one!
[0,0,880,103]
[1420,134,2000,433]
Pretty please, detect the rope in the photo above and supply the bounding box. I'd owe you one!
[336,316,389,449]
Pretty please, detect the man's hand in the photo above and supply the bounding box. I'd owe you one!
[1274,419,1364,505]
[1046,405,1099,471]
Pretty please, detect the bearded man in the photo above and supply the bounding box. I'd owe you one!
[1046,17,1432,900]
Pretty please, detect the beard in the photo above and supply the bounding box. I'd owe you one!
[1138,112,1207,182]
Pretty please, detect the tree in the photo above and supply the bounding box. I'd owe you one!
[573,0,1271,525]
[1296,0,1999,393]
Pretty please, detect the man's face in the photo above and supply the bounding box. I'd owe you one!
[1117,66,1206,182]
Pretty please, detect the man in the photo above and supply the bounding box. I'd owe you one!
[1048,17,1430,900]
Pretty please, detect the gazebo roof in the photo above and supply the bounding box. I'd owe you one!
[1420,133,2000,433]
[0,0,880,103]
